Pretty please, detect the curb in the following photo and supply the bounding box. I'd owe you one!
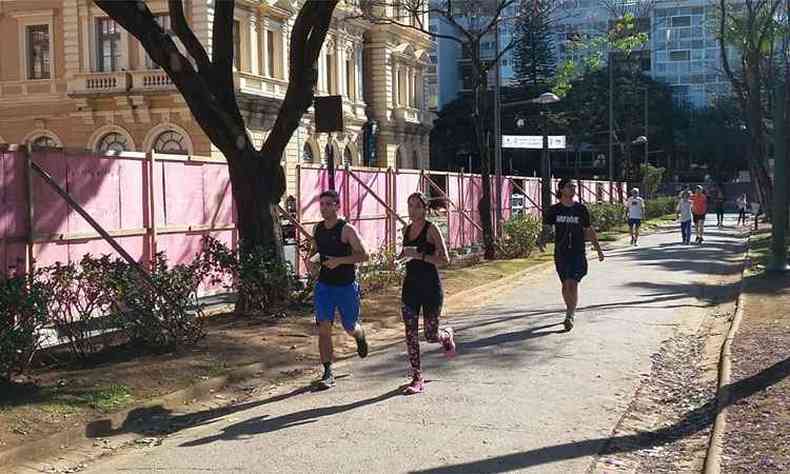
[2,257,552,472]
[702,230,751,474]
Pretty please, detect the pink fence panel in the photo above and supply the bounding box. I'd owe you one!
[202,163,234,228]
[32,150,69,237]
[1,150,27,274]
[463,175,484,246]
[446,174,464,250]
[67,155,124,235]
[500,178,514,223]
[395,171,422,246]
[346,168,389,254]
[298,166,328,226]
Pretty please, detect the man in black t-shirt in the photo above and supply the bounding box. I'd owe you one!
[541,178,605,331]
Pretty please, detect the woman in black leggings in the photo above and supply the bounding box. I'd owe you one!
[400,192,456,395]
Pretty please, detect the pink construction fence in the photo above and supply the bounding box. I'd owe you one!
[1,147,626,278]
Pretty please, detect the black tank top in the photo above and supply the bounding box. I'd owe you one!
[315,219,355,286]
[402,221,443,309]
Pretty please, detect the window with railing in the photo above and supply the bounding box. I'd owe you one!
[96,18,121,72]
[27,25,50,80]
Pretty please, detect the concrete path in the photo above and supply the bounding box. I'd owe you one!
[81,218,746,474]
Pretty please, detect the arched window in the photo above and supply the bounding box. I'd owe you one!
[323,143,333,166]
[412,150,419,169]
[31,135,57,150]
[302,143,314,163]
[96,132,128,153]
[153,130,187,154]
[343,146,353,167]
[396,147,403,169]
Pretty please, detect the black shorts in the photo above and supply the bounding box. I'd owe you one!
[555,253,588,283]
[628,218,642,228]
[693,213,706,224]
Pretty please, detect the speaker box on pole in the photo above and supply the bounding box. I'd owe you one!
[314,96,344,133]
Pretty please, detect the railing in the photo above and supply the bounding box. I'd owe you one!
[130,70,174,91]
[68,71,129,95]
[393,106,420,123]
[234,71,288,98]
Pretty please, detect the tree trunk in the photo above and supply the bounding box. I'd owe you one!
[472,50,495,260]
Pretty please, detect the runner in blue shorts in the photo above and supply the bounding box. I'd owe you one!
[309,190,370,390]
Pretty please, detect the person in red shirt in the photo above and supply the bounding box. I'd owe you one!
[691,185,708,245]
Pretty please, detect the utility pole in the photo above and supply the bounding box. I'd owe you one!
[608,51,615,198]
[644,87,649,166]
[494,23,503,237]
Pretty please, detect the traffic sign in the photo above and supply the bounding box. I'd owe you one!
[548,136,566,149]
[502,135,543,149]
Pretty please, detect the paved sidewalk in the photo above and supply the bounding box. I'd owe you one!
[79,220,746,474]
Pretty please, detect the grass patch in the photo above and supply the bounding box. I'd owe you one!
[38,402,81,417]
[79,384,133,413]
[204,360,230,378]
[747,229,775,276]
[598,214,675,242]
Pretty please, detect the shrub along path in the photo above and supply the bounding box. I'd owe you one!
[0,255,551,462]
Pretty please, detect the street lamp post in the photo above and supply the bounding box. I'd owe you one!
[532,92,561,218]
[515,118,526,175]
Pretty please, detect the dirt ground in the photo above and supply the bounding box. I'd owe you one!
[0,256,549,458]
[722,272,790,473]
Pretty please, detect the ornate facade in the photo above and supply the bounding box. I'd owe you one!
[0,0,433,195]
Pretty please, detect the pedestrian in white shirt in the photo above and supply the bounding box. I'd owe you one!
[736,194,749,227]
[677,190,693,244]
[627,188,646,246]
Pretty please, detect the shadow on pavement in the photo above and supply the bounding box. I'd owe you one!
[410,356,790,474]
[178,385,406,447]
[85,384,317,440]
[457,323,566,351]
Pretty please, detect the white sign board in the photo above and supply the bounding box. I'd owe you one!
[548,135,566,149]
[502,135,543,149]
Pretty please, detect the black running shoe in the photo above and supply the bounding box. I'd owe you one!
[317,371,335,390]
[355,330,369,359]
[563,314,575,332]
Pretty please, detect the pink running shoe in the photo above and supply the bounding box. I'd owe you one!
[441,328,457,358]
[404,376,424,395]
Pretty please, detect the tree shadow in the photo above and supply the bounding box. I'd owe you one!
[85,383,319,440]
[177,384,406,447]
[455,323,565,351]
[410,356,790,474]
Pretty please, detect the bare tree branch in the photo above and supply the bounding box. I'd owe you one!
[168,0,211,74]
[263,0,339,186]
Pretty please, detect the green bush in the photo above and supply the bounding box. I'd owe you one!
[644,196,677,220]
[497,213,542,258]
[587,202,626,232]
[358,247,405,296]
[201,236,295,313]
[42,256,118,359]
[110,253,206,350]
[0,270,51,382]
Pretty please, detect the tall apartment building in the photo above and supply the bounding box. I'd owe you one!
[426,1,519,109]
[0,0,434,196]
[553,0,736,108]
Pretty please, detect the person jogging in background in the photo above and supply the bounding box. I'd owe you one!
[714,187,726,227]
[677,190,693,244]
[399,192,456,395]
[691,185,708,245]
[627,188,646,246]
[541,178,605,332]
[736,193,749,227]
[308,190,370,390]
